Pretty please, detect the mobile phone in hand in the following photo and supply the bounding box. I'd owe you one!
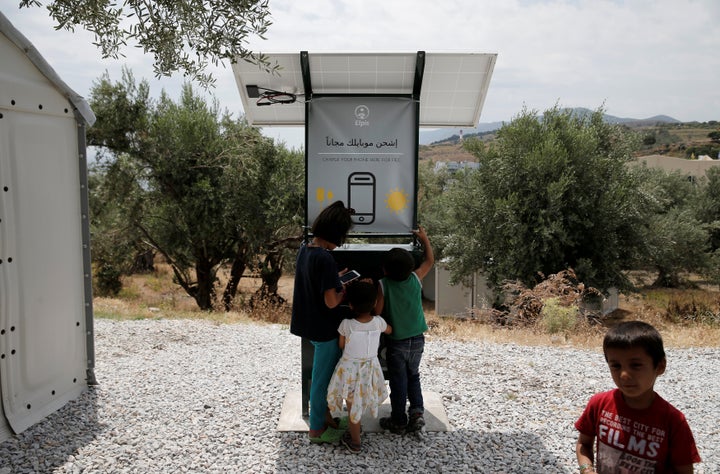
[340,270,361,284]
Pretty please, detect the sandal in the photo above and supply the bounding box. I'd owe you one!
[309,427,344,444]
[326,415,349,430]
[341,431,362,454]
[334,416,349,430]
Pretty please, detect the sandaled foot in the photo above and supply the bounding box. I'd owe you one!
[341,432,362,454]
[331,416,349,430]
[309,427,344,444]
[325,410,348,429]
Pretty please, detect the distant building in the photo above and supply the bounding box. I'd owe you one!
[635,154,720,178]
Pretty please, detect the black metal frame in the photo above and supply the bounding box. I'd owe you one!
[299,51,426,417]
[301,50,425,242]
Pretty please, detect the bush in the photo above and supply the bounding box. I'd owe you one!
[642,133,657,145]
[539,297,579,334]
[94,262,123,296]
[488,269,602,328]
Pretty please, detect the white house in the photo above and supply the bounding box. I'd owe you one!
[0,12,95,443]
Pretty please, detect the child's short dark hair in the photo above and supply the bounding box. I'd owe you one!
[311,200,354,246]
[346,280,377,314]
[603,321,666,367]
[384,248,415,281]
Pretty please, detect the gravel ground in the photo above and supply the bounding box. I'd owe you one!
[1,318,718,473]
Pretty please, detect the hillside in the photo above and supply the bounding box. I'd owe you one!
[420,112,719,162]
[418,142,476,163]
[418,107,686,145]
[630,121,720,158]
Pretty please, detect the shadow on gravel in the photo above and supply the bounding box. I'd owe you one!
[0,387,101,472]
[274,429,568,472]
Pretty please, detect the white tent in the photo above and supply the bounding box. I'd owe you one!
[0,11,95,443]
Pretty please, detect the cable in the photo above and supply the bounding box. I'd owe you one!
[256,87,298,106]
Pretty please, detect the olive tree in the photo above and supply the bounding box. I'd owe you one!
[19,0,276,86]
[696,167,720,252]
[88,71,303,310]
[694,167,720,286]
[637,168,710,287]
[416,159,454,256]
[442,106,649,291]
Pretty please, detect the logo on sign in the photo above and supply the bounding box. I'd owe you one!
[354,105,370,127]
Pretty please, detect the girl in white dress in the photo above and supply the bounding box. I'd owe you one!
[327,280,392,453]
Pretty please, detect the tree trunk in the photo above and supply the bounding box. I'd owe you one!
[194,259,216,310]
[130,249,155,273]
[250,235,303,307]
[653,268,681,288]
[251,249,285,308]
[222,244,249,311]
[259,260,283,300]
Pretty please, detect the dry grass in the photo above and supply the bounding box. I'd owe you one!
[425,293,720,350]
[93,264,720,349]
[93,262,292,326]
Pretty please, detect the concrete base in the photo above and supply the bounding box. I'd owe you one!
[277,390,450,432]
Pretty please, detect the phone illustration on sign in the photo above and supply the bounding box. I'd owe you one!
[347,172,375,225]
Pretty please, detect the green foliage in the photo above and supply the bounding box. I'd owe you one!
[707,250,720,287]
[539,298,578,334]
[644,209,709,286]
[637,169,710,286]
[703,166,720,217]
[637,125,681,149]
[88,149,149,295]
[441,106,646,290]
[19,0,276,87]
[87,69,303,310]
[695,167,720,273]
[685,143,720,159]
[416,160,455,261]
[94,263,123,296]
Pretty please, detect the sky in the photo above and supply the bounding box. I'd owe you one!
[2,0,719,150]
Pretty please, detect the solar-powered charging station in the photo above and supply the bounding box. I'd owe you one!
[232,51,496,431]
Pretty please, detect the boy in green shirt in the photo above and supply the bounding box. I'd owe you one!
[376,226,434,434]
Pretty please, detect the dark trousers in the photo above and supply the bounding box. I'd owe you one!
[385,334,425,425]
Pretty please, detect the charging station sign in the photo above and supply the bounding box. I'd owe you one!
[306,96,417,234]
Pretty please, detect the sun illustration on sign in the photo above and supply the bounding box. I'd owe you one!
[385,188,410,214]
[315,187,334,203]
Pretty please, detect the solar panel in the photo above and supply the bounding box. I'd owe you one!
[231,51,496,127]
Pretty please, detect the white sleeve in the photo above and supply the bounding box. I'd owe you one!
[338,318,351,337]
[375,316,388,332]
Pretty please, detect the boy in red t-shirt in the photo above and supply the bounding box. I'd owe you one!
[575,321,701,473]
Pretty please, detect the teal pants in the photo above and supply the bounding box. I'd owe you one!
[309,339,342,431]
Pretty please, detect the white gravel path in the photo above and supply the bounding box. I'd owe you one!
[1,318,717,473]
